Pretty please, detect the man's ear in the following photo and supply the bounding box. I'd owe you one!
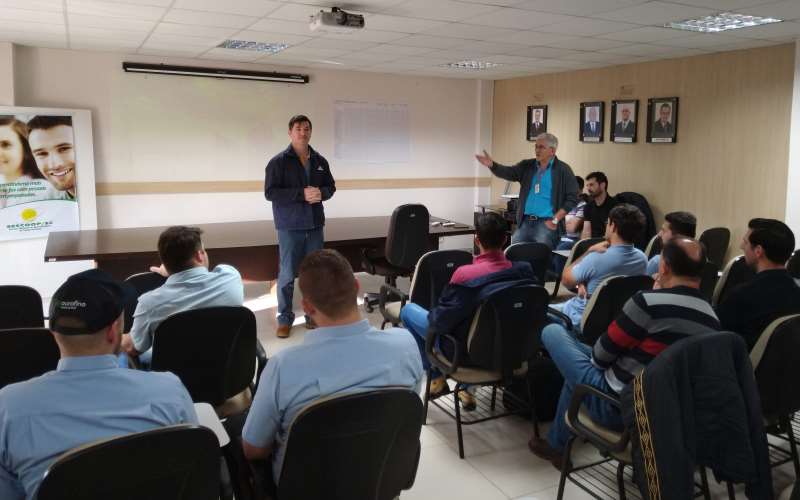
[354,277,360,295]
[107,315,123,344]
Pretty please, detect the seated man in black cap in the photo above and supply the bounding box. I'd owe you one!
[0,270,197,500]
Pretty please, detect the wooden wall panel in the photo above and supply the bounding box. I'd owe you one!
[491,44,795,259]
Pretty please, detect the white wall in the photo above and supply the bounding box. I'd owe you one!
[5,47,491,299]
[787,40,800,238]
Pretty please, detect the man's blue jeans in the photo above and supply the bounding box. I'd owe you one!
[277,227,324,326]
[542,323,623,451]
[512,218,559,249]
[399,303,442,379]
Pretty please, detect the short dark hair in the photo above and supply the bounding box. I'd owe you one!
[608,204,645,243]
[665,211,697,238]
[158,226,204,274]
[27,115,73,132]
[586,171,608,190]
[575,175,584,191]
[475,212,507,250]
[660,103,671,112]
[288,114,312,130]
[748,218,795,264]
[298,249,357,319]
[662,238,706,279]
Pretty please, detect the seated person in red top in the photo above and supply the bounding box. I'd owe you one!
[400,212,537,409]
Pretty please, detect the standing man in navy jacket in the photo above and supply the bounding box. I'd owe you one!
[265,115,336,338]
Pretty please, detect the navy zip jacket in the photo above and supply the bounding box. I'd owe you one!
[427,262,537,362]
[264,144,336,231]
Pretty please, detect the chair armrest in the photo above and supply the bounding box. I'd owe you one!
[567,384,629,454]
[361,247,380,275]
[253,340,268,396]
[548,306,573,332]
[379,284,408,318]
[425,327,462,375]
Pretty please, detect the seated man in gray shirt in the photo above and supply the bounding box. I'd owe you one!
[242,249,423,491]
[121,226,244,366]
[0,270,197,500]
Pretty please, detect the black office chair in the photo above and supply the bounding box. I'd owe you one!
[615,192,657,251]
[787,249,800,279]
[699,259,720,302]
[151,306,265,417]
[426,284,549,458]
[250,389,423,500]
[579,275,654,345]
[644,234,663,260]
[362,204,430,312]
[712,255,756,307]
[699,227,731,269]
[379,249,472,329]
[551,237,605,298]
[37,425,220,500]
[0,327,60,389]
[505,242,552,283]
[123,272,167,333]
[0,285,44,329]
[751,314,800,477]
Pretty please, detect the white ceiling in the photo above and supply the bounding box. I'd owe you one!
[2,0,800,79]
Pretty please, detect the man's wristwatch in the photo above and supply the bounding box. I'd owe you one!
[551,217,559,225]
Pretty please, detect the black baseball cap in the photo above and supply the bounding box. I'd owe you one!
[49,269,134,335]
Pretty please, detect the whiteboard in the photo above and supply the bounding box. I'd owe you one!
[334,100,410,163]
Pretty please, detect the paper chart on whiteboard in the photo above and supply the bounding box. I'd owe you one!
[334,100,410,163]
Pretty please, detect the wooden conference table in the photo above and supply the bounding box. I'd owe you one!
[44,216,474,281]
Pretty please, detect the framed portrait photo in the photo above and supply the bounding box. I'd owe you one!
[647,97,679,143]
[610,99,638,143]
[526,105,547,141]
[579,101,604,143]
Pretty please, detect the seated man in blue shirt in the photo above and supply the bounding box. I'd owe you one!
[0,269,197,500]
[646,211,697,276]
[121,225,244,366]
[552,204,648,330]
[241,249,423,490]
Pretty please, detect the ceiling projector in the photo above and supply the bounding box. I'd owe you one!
[310,7,365,33]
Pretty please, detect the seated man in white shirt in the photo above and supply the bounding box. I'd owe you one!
[121,225,244,366]
[241,249,423,492]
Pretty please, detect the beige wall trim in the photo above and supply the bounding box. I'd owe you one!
[96,177,492,195]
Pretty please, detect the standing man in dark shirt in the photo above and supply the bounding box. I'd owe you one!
[265,115,336,338]
[716,218,800,350]
[475,133,578,249]
[581,171,617,239]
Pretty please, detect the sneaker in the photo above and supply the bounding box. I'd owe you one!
[528,437,570,471]
[304,316,317,330]
[276,324,291,339]
[458,390,477,411]
[429,377,449,398]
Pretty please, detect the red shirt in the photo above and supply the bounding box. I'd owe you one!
[450,250,512,285]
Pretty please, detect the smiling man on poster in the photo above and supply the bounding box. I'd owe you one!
[27,116,77,201]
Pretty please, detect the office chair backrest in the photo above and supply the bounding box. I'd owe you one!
[580,275,654,344]
[151,306,256,406]
[0,285,44,329]
[698,259,720,302]
[712,255,756,307]
[0,327,60,389]
[787,249,800,279]
[467,285,549,382]
[384,204,430,269]
[37,425,220,500]
[505,242,552,283]
[278,389,423,500]
[750,314,800,420]
[566,237,605,268]
[644,234,663,260]
[615,192,656,250]
[123,272,167,333]
[408,250,472,311]
[699,227,731,268]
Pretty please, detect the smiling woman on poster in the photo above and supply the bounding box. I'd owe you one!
[0,117,55,208]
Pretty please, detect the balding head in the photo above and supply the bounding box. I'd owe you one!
[658,237,706,287]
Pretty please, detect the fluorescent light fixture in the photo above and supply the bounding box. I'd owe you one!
[122,62,308,84]
[665,12,781,33]
[217,39,289,54]
[443,60,501,70]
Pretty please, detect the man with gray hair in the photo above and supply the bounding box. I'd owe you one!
[476,133,578,248]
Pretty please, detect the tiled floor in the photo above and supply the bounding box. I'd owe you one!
[244,275,797,500]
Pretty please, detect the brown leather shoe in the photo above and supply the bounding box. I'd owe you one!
[458,390,477,411]
[528,437,570,471]
[276,324,291,339]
